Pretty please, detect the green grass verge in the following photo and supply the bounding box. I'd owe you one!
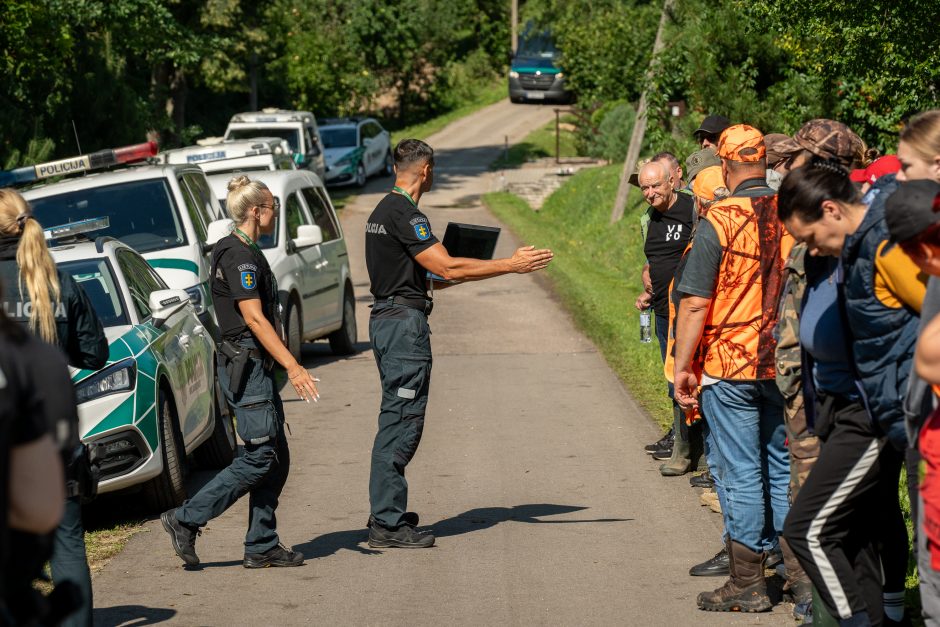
[484,164,671,428]
[391,81,507,145]
[491,116,579,169]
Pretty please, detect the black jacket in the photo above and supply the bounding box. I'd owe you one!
[0,236,108,371]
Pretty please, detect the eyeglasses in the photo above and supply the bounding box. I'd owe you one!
[258,198,280,213]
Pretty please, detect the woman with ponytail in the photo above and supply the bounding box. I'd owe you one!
[777,161,925,625]
[0,187,108,627]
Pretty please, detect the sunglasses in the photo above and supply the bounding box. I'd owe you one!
[258,198,281,213]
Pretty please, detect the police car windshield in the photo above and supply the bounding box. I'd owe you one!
[30,179,187,254]
[320,128,357,149]
[58,259,129,327]
[227,128,300,153]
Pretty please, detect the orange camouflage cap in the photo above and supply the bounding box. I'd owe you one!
[717,124,766,163]
[692,166,726,201]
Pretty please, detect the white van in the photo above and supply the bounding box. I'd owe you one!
[159,138,296,177]
[205,170,356,358]
[224,110,326,183]
[24,163,224,338]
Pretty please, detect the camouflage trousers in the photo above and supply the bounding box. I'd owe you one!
[783,394,820,503]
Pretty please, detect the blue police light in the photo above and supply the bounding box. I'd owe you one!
[0,141,158,187]
[44,217,111,241]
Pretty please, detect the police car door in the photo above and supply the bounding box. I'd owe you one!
[117,249,212,448]
[300,186,343,327]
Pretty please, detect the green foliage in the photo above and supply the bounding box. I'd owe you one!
[583,102,636,162]
[491,117,579,168]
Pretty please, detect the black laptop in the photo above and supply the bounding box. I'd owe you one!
[428,222,501,282]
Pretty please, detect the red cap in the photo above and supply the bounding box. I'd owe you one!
[850,154,901,184]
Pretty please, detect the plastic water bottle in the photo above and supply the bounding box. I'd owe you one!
[639,309,652,343]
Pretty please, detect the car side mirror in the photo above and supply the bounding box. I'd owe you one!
[292,224,323,249]
[149,289,190,329]
[206,218,234,245]
[293,153,304,166]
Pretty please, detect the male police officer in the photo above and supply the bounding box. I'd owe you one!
[365,139,553,548]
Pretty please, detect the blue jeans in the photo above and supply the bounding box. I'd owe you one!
[701,379,789,553]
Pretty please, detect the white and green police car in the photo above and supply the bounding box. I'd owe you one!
[319,117,393,187]
[22,158,224,340]
[49,223,235,510]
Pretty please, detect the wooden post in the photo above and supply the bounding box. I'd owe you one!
[511,0,518,54]
[609,0,675,224]
[555,108,561,164]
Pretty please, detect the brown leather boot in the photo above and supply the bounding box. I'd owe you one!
[779,537,812,605]
[697,539,772,612]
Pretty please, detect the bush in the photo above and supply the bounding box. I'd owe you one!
[582,101,635,161]
[427,49,501,114]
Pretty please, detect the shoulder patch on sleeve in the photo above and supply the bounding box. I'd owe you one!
[413,222,432,241]
[240,271,258,290]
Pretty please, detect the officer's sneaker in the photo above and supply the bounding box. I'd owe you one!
[244,543,305,568]
[367,512,419,529]
[368,523,435,549]
[161,509,200,567]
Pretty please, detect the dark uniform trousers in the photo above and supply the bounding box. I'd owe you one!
[50,497,92,627]
[176,341,290,554]
[369,303,432,530]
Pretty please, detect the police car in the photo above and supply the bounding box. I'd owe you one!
[19,144,224,339]
[159,137,296,176]
[48,221,234,510]
[319,117,394,187]
[205,169,357,360]
[224,109,326,182]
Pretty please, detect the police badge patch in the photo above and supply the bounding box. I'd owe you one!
[414,223,431,241]
[241,271,257,290]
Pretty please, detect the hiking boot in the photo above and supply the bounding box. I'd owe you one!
[645,428,673,454]
[368,523,435,549]
[780,537,812,605]
[161,509,200,567]
[697,540,771,612]
[690,546,730,577]
[690,470,715,489]
[699,490,719,507]
[244,543,305,568]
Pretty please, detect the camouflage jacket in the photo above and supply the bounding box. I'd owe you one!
[775,243,806,402]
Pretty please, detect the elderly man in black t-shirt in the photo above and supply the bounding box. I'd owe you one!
[364,139,553,549]
[635,160,695,475]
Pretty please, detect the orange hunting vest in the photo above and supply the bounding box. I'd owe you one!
[699,188,793,381]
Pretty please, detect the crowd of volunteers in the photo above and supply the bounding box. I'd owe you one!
[637,110,940,624]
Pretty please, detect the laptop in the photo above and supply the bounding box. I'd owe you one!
[428,222,501,282]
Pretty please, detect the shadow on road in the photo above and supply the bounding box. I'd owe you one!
[291,503,631,561]
[93,605,176,626]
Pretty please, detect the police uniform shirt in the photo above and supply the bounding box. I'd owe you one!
[365,193,439,301]
[211,233,277,340]
[643,193,694,318]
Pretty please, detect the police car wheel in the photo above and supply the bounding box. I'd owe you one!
[286,300,302,362]
[383,151,394,177]
[355,163,366,187]
[194,378,236,469]
[328,287,357,356]
[143,389,188,511]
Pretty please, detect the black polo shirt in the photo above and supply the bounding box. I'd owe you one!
[211,233,277,340]
[365,192,439,301]
[643,193,695,318]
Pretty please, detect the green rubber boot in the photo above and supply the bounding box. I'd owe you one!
[661,405,692,476]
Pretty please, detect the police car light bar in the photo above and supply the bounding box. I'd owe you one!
[0,141,158,187]
[43,217,111,241]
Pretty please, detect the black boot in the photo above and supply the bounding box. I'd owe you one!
[690,546,730,577]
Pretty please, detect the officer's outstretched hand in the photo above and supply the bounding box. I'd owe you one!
[510,245,554,274]
[288,363,320,403]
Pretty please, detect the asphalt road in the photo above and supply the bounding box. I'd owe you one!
[91,99,792,626]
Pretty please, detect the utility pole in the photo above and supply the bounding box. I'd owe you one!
[511,0,518,54]
[609,0,675,224]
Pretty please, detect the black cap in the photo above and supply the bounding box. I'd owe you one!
[885,179,940,243]
[693,115,731,140]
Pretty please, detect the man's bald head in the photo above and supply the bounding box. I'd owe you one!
[638,161,675,213]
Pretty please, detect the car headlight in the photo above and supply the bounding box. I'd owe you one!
[509,71,519,78]
[556,72,564,78]
[335,157,352,167]
[184,285,206,315]
[75,358,137,404]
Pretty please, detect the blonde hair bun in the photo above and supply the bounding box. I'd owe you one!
[227,175,252,193]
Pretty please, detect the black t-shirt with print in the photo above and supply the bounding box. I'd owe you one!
[365,192,439,301]
[643,193,695,318]
[211,233,278,340]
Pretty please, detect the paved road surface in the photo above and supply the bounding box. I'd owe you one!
[92,99,791,626]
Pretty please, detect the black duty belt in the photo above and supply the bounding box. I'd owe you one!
[378,296,433,315]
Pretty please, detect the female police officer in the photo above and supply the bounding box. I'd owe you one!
[161,175,319,569]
